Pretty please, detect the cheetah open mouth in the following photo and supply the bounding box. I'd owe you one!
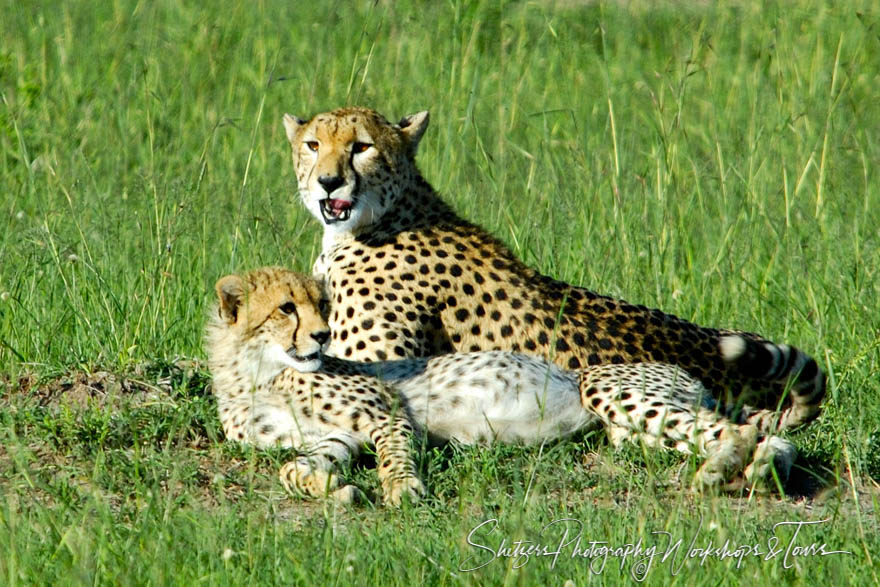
[319,198,354,224]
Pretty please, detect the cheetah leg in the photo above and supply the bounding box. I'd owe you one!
[579,367,791,492]
[734,403,820,436]
[610,411,759,492]
[607,425,667,450]
[690,423,797,493]
[685,417,798,492]
[279,455,361,503]
[368,414,425,506]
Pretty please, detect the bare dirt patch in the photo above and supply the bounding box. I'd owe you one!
[1,359,208,412]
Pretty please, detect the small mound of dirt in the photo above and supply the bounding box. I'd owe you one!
[2,359,209,411]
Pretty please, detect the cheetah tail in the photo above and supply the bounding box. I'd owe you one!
[719,334,826,432]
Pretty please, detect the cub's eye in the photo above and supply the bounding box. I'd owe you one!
[305,141,319,152]
[351,142,372,154]
[318,298,330,315]
[279,302,297,315]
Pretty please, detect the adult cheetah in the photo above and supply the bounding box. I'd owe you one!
[282,106,826,435]
[206,267,796,502]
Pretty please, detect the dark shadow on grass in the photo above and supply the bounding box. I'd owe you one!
[784,453,838,499]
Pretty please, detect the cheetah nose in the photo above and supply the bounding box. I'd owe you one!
[311,330,330,346]
[317,175,344,194]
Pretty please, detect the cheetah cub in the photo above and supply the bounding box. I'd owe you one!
[206,267,796,503]
[205,267,425,505]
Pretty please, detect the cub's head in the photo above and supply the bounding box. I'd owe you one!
[282,106,429,235]
[208,267,330,380]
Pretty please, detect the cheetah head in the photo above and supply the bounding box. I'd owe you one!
[282,106,429,237]
[211,267,330,380]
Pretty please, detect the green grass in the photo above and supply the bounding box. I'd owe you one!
[1,0,879,583]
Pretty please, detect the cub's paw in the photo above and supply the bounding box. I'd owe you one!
[331,484,367,505]
[279,457,341,499]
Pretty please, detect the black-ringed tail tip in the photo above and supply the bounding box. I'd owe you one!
[719,334,826,429]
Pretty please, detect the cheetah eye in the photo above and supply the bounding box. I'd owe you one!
[318,298,329,314]
[305,141,319,153]
[279,302,297,315]
[351,142,372,154]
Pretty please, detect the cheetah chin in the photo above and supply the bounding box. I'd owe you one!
[287,347,323,372]
[249,342,323,380]
[319,198,354,224]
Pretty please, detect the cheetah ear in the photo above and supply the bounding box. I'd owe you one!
[282,113,306,145]
[215,274,246,323]
[397,110,430,153]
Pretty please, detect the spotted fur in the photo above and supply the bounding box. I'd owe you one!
[207,267,798,498]
[283,106,826,435]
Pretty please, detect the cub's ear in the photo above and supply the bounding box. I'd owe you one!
[397,110,430,153]
[282,113,306,145]
[215,275,246,323]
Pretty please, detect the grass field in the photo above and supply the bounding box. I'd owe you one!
[1,0,879,583]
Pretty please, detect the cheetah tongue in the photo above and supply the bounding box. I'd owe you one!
[320,198,353,224]
[328,198,352,212]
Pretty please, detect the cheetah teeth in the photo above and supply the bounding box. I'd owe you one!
[319,198,353,224]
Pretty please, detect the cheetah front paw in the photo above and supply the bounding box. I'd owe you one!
[383,476,426,506]
[280,457,343,499]
[330,484,367,504]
